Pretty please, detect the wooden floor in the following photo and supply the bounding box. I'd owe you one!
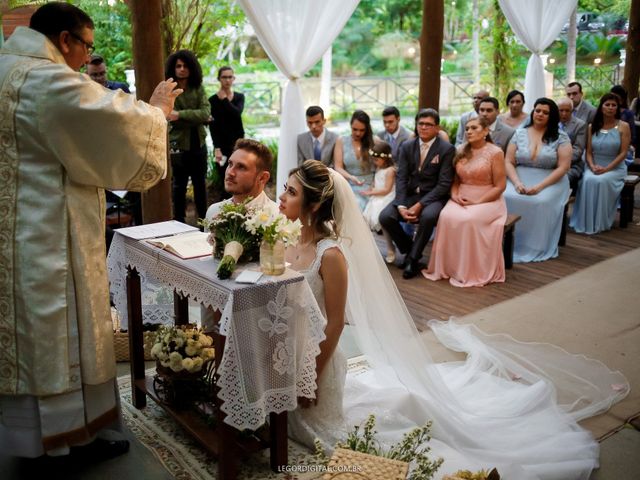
[383,209,640,331]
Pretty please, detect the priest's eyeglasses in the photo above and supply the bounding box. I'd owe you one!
[69,31,95,55]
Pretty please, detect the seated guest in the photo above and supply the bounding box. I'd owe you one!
[205,138,278,221]
[478,96,515,152]
[333,110,376,210]
[557,97,587,193]
[455,89,489,146]
[423,117,507,287]
[610,85,637,151]
[361,142,397,263]
[297,105,338,166]
[376,106,412,159]
[504,98,571,262]
[570,93,631,234]
[566,81,596,125]
[499,89,528,129]
[380,108,455,279]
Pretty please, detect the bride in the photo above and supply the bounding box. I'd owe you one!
[278,160,628,479]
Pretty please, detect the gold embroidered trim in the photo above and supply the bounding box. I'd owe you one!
[0,58,45,394]
[126,108,167,191]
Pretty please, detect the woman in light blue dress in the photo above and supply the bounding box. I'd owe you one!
[333,110,375,210]
[504,98,572,263]
[570,93,631,234]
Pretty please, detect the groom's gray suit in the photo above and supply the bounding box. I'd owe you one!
[297,129,338,166]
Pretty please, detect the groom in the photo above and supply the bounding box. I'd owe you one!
[380,108,455,279]
[205,138,278,221]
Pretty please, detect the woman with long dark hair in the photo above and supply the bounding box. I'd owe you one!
[570,93,630,233]
[333,109,376,210]
[503,97,571,262]
[165,49,211,222]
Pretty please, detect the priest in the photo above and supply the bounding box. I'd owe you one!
[0,2,181,459]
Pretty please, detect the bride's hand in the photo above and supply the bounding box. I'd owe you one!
[297,395,317,409]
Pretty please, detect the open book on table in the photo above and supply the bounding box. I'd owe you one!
[146,231,211,259]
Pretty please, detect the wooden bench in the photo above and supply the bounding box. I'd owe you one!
[502,214,521,270]
[559,196,576,247]
[620,175,640,228]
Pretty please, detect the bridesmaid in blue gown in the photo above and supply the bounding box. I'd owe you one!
[333,110,375,211]
[570,93,630,234]
[504,98,572,263]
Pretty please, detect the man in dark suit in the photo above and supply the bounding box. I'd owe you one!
[566,81,596,125]
[478,97,515,152]
[376,106,412,159]
[86,54,130,92]
[380,108,455,279]
[558,97,587,192]
[297,105,338,166]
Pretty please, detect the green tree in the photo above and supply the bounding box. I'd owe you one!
[73,0,132,83]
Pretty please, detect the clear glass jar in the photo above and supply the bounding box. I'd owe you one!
[260,239,286,275]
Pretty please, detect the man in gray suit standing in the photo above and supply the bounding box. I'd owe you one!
[477,97,515,152]
[566,81,596,125]
[376,106,412,159]
[297,105,338,166]
[558,97,587,192]
[455,89,490,146]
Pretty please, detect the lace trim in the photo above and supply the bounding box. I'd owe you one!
[307,238,340,275]
[218,281,326,430]
[0,58,47,394]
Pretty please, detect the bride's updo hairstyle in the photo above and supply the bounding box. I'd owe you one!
[289,160,338,238]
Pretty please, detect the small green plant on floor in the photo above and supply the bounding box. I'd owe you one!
[314,414,444,480]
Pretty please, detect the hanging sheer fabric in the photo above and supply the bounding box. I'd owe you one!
[498,0,577,111]
[329,170,628,479]
[237,0,359,196]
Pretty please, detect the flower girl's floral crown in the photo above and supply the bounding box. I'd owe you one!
[369,150,392,158]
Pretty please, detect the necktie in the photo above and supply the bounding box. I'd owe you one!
[419,142,429,170]
[388,134,396,151]
[313,139,322,161]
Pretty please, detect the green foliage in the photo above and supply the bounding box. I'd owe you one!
[549,33,625,65]
[439,118,458,143]
[317,415,444,480]
[578,0,630,16]
[486,0,518,105]
[73,0,132,83]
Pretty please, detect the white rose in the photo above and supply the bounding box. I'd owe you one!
[185,345,198,357]
[182,357,195,372]
[191,357,204,371]
[201,348,215,360]
[169,351,184,372]
[174,336,185,348]
[150,343,163,359]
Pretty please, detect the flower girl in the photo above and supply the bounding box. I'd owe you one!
[361,142,397,263]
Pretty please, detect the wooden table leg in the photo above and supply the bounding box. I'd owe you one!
[126,266,146,409]
[174,291,189,326]
[270,411,288,471]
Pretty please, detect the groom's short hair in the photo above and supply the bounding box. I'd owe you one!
[234,138,273,172]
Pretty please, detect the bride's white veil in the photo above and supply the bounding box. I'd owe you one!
[329,169,629,477]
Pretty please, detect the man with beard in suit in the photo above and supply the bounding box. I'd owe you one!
[477,97,515,153]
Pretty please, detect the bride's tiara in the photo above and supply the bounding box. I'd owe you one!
[369,150,392,158]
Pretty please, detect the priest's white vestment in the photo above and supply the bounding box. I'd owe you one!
[0,27,167,456]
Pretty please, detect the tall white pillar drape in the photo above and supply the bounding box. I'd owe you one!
[237,0,359,196]
[498,0,577,111]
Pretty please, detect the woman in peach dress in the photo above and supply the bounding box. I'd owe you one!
[423,116,507,287]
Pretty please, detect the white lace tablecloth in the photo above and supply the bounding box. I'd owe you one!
[107,232,327,430]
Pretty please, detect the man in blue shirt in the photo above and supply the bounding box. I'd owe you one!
[87,54,130,93]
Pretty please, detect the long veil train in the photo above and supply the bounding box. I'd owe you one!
[329,169,628,479]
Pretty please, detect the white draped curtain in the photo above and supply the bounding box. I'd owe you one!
[237,0,360,195]
[498,0,577,110]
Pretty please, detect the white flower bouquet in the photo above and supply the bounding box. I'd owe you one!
[245,209,303,246]
[205,199,261,279]
[150,325,214,373]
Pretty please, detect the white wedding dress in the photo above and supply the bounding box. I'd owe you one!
[287,170,629,480]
